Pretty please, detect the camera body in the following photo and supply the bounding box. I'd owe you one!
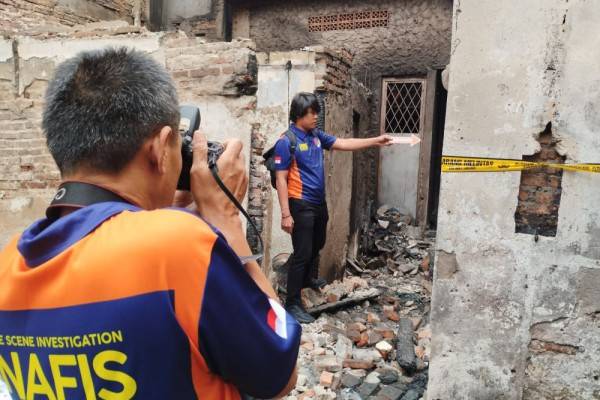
[178,105,224,190]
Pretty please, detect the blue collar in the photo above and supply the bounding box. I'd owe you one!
[17,202,141,267]
[290,123,316,139]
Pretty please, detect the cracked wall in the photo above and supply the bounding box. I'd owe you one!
[429,0,600,398]
[0,0,137,35]
[236,0,453,230]
[0,30,258,249]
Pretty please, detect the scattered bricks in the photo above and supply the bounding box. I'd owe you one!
[384,309,400,322]
[416,326,431,341]
[415,346,425,359]
[375,340,393,359]
[353,348,383,364]
[348,322,367,332]
[335,334,354,363]
[368,330,384,346]
[298,389,315,399]
[365,371,381,385]
[376,368,399,384]
[374,324,395,340]
[320,371,334,387]
[343,359,374,370]
[357,331,369,347]
[312,347,326,356]
[378,385,404,400]
[368,312,381,323]
[327,293,340,303]
[341,370,365,388]
[331,372,343,391]
[358,382,379,398]
[420,255,430,272]
[301,341,314,352]
[346,328,362,343]
[410,317,423,330]
[315,355,342,373]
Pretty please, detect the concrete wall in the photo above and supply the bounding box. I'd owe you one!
[164,0,226,41]
[0,0,135,35]
[0,30,257,249]
[166,0,212,21]
[236,0,453,227]
[428,1,600,398]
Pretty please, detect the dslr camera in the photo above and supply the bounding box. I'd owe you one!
[177,105,224,190]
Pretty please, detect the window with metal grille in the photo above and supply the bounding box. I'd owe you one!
[308,10,389,32]
[381,78,426,135]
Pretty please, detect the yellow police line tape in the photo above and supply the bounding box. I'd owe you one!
[442,156,600,173]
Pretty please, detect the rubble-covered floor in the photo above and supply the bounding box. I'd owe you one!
[277,206,435,400]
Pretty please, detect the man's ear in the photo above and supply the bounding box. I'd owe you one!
[149,126,173,175]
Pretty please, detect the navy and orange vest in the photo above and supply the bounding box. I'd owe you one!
[274,124,337,204]
[0,202,300,399]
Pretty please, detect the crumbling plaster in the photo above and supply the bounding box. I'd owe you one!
[429,0,600,398]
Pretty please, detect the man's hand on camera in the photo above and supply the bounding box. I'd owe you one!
[190,131,278,300]
[190,130,248,228]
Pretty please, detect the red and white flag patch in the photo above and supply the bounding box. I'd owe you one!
[267,299,288,339]
[274,156,282,165]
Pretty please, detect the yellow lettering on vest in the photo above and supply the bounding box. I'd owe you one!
[49,354,77,400]
[76,354,97,400]
[93,351,137,400]
[26,353,57,400]
[0,352,25,398]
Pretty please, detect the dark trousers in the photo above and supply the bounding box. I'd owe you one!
[286,198,329,305]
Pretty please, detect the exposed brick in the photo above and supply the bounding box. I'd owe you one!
[189,67,220,77]
[515,123,564,237]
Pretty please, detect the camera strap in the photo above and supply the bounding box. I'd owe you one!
[46,182,133,219]
[46,179,263,264]
[209,165,264,264]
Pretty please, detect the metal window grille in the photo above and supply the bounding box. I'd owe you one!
[381,78,426,135]
[308,10,389,32]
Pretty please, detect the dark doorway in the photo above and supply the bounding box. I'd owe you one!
[427,70,448,229]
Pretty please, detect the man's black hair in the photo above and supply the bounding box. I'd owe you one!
[289,92,320,123]
[43,47,180,175]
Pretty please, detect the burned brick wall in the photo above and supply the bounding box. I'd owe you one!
[0,0,136,34]
[0,30,259,248]
[235,0,453,225]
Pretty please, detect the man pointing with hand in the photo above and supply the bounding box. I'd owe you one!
[275,92,393,323]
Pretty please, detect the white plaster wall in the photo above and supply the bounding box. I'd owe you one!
[428,1,600,398]
[17,35,165,95]
[256,52,317,260]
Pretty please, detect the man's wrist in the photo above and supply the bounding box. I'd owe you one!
[202,213,243,233]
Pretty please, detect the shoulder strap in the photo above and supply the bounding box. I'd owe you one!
[284,129,297,157]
